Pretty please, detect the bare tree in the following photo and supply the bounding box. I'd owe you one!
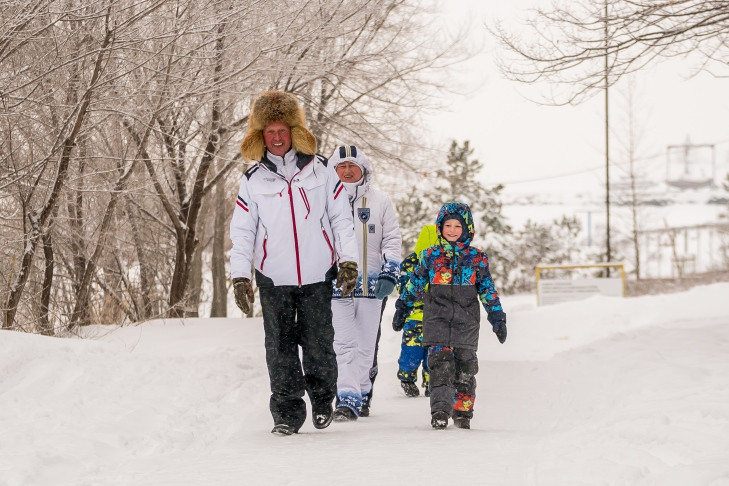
[491,0,729,104]
[612,78,653,280]
[1,0,477,330]
[243,0,473,167]
[2,4,116,330]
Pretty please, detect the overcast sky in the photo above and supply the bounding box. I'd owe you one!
[428,0,729,196]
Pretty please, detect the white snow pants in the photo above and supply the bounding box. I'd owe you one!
[332,297,382,409]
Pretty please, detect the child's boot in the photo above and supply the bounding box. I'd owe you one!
[452,411,471,429]
[453,416,470,429]
[400,381,420,397]
[431,411,449,429]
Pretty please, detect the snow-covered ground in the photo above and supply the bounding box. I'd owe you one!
[2,283,728,485]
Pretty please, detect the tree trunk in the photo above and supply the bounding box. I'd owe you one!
[39,228,55,336]
[68,159,139,330]
[68,150,91,327]
[167,23,225,318]
[210,164,228,317]
[186,196,209,318]
[124,198,154,320]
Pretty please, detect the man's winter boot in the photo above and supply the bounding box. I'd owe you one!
[431,411,449,430]
[312,404,334,430]
[400,381,420,397]
[271,424,297,436]
[333,406,358,422]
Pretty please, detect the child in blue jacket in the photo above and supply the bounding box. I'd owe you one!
[393,202,507,429]
[392,224,439,397]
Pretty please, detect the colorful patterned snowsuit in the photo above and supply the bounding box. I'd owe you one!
[401,203,504,420]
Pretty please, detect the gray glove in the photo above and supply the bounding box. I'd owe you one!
[374,278,395,300]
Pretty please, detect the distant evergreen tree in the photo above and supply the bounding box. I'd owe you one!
[429,140,508,237]
[394,140,508,256]
[395,196,433,255]
[497,216,593,293]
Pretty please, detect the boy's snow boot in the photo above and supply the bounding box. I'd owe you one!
[312,403,334,429]
[453,416,470,429]
[333,406,358,422]
[400,381,420,397]
[431,411,449,430]
[271,424,297,436]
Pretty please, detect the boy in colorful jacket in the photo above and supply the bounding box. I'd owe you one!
[393,202,507,430]
[392,224,439,397]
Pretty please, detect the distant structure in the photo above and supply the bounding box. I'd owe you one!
[665,136,715,189]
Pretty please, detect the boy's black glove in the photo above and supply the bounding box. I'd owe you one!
[392,299,410,332]
[487,310,507,344]
[233,277,254,314]
[336,261,358,297]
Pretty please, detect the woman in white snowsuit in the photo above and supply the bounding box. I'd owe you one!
[329,145,402,421]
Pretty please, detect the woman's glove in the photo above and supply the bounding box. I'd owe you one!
[374,278,396,300]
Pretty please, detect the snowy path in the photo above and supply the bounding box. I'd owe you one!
[1,284,728,485]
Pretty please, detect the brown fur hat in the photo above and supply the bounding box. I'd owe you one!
[240,90,317,161]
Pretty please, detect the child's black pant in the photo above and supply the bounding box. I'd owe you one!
[427,346,479,418]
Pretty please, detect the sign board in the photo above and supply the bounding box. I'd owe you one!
[538,278,623,306]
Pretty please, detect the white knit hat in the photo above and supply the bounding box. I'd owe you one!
[328,145,370,175]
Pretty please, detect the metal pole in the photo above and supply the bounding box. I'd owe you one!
[604,0,612,276]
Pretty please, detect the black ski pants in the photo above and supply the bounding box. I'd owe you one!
[256,270,338,431]
[427,346,478,419]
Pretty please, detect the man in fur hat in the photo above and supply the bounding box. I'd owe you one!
[229,90,359,436]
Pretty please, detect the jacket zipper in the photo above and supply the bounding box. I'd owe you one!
[287,178,302,286]
[449,246,457,343]
[260,159,315,286]
[321,215,335,266]
[298,187,311,219]
[260,225,269,270]
[361,196,368,296]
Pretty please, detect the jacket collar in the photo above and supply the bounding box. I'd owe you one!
[260,150,315,176]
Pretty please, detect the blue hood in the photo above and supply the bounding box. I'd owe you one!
[435,202,474,248]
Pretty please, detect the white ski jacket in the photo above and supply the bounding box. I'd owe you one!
[329,147,401,298]
[229,151,358,286]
